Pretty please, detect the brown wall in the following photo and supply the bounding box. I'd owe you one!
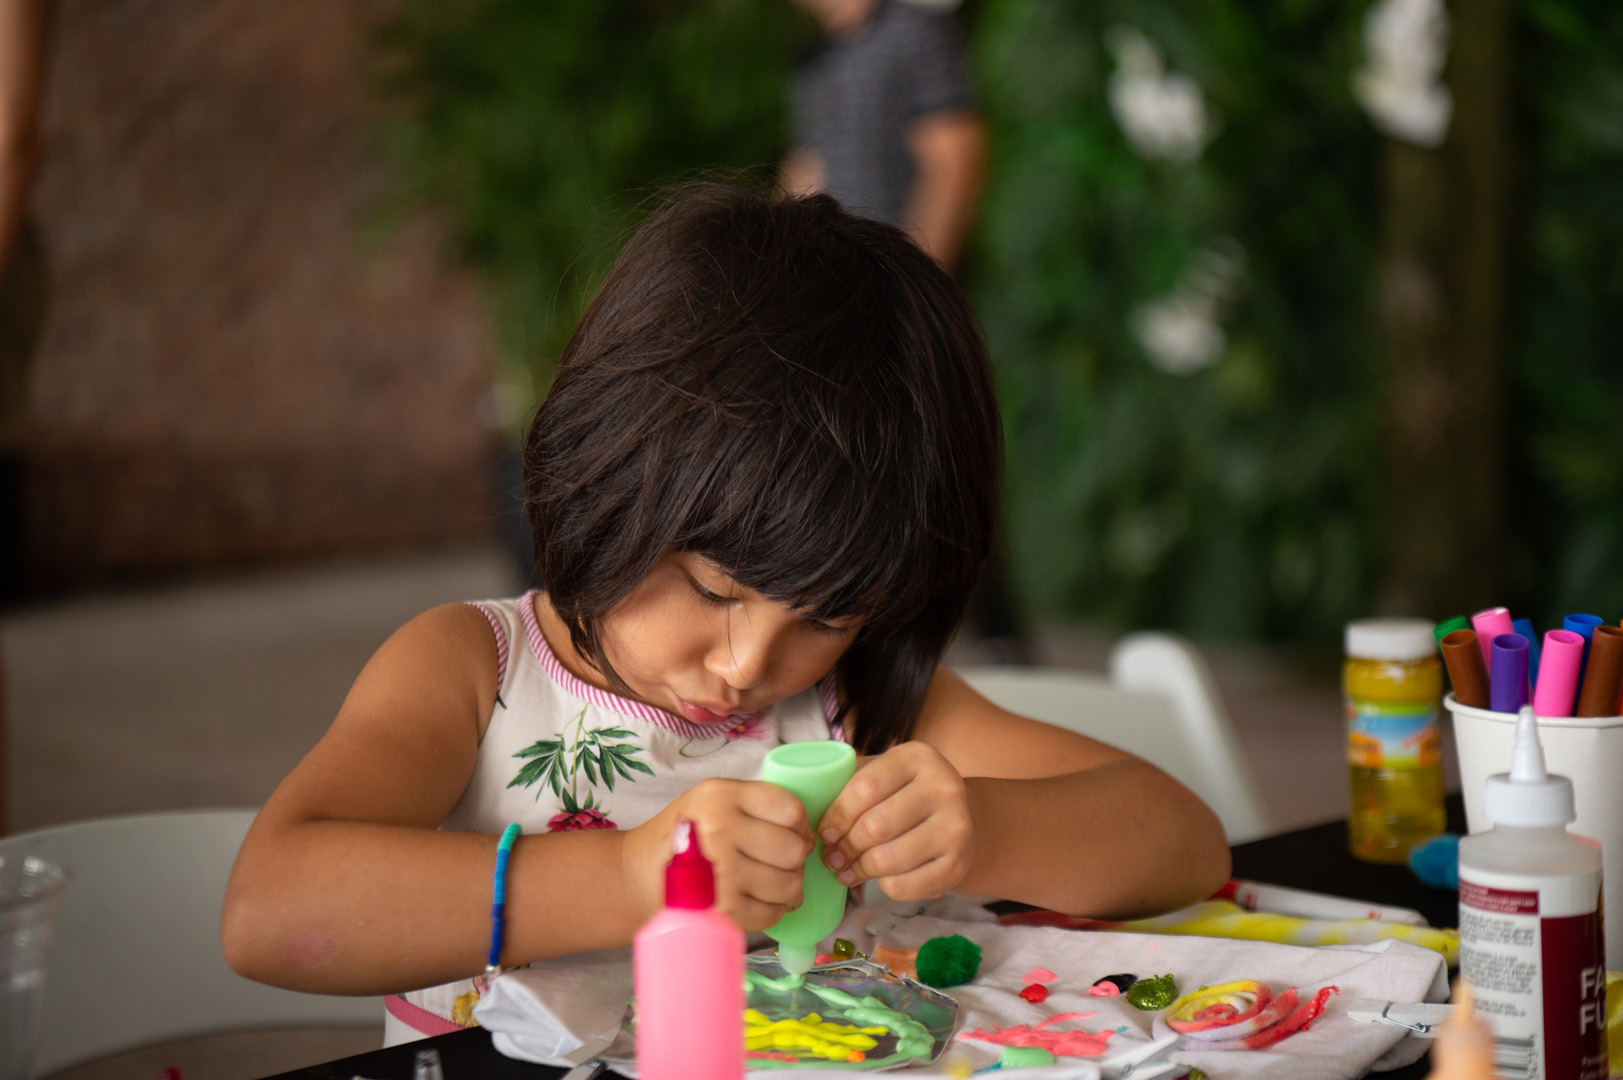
[23,0,498,592]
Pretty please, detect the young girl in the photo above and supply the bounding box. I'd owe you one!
[222,184,1231,1040]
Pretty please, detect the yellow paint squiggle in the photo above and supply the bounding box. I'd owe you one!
[744,1008,886,1061]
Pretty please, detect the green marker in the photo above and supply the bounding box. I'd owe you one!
[761,740,857,975]
[1433,616,1469,649]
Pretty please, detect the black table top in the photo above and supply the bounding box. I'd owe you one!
[264,801,1465,1080]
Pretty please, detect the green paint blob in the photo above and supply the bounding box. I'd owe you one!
[744,970,805,994]
[1126,973,1178,1011]
[999,1046,1057,1068]
[804,983,934,1061]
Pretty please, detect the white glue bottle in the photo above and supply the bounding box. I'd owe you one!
[1458,706,1607,1080]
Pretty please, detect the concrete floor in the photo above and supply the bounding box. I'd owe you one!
[5,542,1425,1078]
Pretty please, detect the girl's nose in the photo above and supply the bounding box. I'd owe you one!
[707,615,777,691]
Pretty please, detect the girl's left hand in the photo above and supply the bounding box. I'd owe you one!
[815,741,976,902]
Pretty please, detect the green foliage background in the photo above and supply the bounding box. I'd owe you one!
[1513,0,1623,624]
[374,0,1623,643]
[374,0,809,410]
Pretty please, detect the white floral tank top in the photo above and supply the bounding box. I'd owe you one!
[384,591,844,1042]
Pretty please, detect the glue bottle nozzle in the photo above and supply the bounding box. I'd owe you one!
[1509,706,1547,784]
[1482,705,1574,828]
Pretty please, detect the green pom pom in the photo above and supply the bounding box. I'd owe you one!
[914,934,982,987]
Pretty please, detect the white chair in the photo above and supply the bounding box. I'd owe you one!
[0,809,383,1077]
[956,630,1269,843]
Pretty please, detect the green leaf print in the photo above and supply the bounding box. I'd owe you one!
[599,744,654,789]
[508,735,566,795]
[508,709,651,807]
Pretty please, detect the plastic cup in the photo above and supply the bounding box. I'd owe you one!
[0,854,68,1080]
[1446,693,1623,969]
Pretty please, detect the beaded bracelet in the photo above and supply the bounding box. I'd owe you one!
[485,823,522,977]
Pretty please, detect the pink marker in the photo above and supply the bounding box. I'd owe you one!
[1532,629,1585,718]
[1471,607,1514,670]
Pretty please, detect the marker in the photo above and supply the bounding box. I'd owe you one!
[1211,879,1428,926]
[1433,616,1469,649]
[1441,629,1490,709]
[1471,607,1514,671]
[1531,629,1584,718]
[1561,613,1604,679]
[1575,625,1623,718]
[1511,617,1542,685]
[1489,633,1529,713]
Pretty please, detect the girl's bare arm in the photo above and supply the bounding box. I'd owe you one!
[221,604,646,995]
[822,667,1230,919]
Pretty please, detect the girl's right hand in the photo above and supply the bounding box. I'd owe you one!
[623,778,815,931]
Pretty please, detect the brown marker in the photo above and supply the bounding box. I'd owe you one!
[1441,629,1491,709]
[1575,624,1623,718]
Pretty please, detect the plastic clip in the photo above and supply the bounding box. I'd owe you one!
[1345,998,1452,1038]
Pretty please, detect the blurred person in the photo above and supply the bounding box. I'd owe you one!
[783,0,1028,661]
[0,0,46,607]
[782,0,986,271]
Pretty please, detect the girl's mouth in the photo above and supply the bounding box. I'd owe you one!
[678,699,763,727]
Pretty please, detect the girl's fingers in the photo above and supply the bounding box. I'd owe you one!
[816,752,917,850]
[734,778,816,837]
[824,788,934,877]
[714,848,805,930]
[724,892,796,933]
[872,853,963,904]
[837,818,943,886]
[731,814,816,873]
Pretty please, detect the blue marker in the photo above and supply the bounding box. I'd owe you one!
[1512,618,1542,685]
[1562,613,1604,679]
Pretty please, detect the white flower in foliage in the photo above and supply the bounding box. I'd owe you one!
[1354,0,1452,147]
[1131,242,1246,376]
[1105,26,1212,163]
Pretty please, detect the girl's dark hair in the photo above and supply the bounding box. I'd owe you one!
[525,183,1001,754]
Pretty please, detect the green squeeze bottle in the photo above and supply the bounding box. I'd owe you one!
[761,740,857,975]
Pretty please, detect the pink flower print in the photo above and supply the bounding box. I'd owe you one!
[721,713,771,742]
[547,807,618,832]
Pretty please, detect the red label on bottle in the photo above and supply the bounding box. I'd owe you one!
[1460,880,1539,915]
[1540,910,1608,1080]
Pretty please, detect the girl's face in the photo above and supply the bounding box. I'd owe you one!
[593,552,862,728]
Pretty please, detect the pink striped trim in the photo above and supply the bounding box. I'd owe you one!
[464,601,510,691]
[385,994,466,1037]
[820,673,846,741]
[517,591,720,740]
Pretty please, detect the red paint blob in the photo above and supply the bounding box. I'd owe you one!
[1020,982,1050,1003]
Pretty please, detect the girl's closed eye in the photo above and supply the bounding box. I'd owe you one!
[687,577,735,607]
[803,613,859,638]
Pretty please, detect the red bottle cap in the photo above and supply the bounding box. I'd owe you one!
[665,820,715,909]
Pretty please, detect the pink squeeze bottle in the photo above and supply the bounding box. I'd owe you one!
[633,820,744,1080]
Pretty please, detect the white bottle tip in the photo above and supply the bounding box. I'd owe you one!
[1484,706,1575,827]
[776,942,816,976]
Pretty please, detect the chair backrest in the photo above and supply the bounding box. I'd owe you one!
[956,630,1269,843]
[0,809,383,1077]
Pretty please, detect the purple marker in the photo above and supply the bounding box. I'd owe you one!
[1533,629,1586,717]
[1562,613,1604,678]
[1489,633,1529,713]
[1512,617,1542,684]
[1472,607,1514,671]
